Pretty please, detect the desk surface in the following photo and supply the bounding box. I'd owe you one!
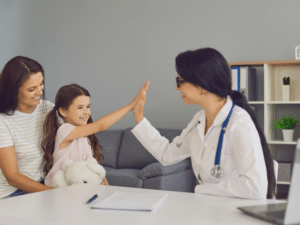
[0,184,285,225]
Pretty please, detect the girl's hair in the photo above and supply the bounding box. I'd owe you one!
[175,48,276,199]
[42,84,104,175]
[0,56,46,115]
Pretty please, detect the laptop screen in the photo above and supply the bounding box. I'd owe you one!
[284,139,300,224]
[237,139,300,225]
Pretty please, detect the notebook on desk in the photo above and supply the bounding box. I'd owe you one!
[238,139,300,225]
[91,191,168,212]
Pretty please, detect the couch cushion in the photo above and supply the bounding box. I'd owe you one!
[138,158,192,180]
[117,128,181,169]
[143,169,197,193]
[105,167,143,188]
[96,130,123,169]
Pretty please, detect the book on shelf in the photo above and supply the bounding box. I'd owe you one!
[231,66,257,100]
[239,66,256,101]
[231,67,240,91]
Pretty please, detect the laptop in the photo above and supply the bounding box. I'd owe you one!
[237,139,300,225]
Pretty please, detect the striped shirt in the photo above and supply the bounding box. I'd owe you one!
[0,100,54,199]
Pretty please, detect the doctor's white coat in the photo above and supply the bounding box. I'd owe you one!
[131,96,268,199]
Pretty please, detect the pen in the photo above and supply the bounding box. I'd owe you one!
[86,194,98,204]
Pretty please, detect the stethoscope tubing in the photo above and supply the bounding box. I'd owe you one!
[214,103,235,166]
[177,102,235,179]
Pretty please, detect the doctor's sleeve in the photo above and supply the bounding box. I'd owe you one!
[131,114,201,166]
[195,121,268,200]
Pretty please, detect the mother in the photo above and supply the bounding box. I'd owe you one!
[0,56,53,199]
[132,48,276,199]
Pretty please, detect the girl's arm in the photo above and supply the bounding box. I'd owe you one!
[0,146,53,193]
[61,81,149,146]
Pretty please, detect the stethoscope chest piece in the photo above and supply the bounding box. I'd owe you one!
[210,165,224,178]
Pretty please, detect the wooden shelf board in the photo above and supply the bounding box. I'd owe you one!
[268,141,297,145]
[248,101,264,104]
[247,101,300,104]
[229,60,300,67]
[277,181,291,185]
[266,101,300,104]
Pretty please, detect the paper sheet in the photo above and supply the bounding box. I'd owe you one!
[91,191,168,212]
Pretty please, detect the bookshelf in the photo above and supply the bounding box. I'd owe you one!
[229,60,300,197]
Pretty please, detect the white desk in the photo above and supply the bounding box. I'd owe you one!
[0,184,285,225]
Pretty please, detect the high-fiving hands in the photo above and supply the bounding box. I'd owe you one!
[130,81,149,124]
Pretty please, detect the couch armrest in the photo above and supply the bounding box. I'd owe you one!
[138,158,192,180]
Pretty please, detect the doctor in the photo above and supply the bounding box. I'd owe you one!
[131,48,276,200]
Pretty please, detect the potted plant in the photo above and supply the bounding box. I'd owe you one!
[275,116,299,142]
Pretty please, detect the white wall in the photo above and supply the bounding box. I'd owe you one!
[1,0,300,129]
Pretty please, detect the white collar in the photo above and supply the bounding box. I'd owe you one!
[198,96,233,128]
[211,96,234,127]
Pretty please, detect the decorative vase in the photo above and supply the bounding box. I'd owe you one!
[282,129,294,142]
[282,85,290,101]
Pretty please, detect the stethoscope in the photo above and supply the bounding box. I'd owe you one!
[176,103,235,179]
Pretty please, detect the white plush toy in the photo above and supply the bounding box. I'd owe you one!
[52,158,106,188]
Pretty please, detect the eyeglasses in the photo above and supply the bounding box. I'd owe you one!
[176,77,188,88]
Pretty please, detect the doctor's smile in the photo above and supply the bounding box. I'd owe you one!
[176,76,197,105]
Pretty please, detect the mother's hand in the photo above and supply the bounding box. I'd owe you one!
[133,81,149,124]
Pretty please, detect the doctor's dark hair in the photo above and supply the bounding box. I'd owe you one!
[42,84,104,175]
[175,48,276,199]
[0,56,47,115]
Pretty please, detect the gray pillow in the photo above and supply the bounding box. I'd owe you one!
[138,158,192,179]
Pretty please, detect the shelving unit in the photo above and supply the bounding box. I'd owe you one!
[229,60,300,197]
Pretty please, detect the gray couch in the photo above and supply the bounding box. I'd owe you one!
[96,128,197,192]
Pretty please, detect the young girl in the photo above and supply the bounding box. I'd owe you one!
[42,82,147,187]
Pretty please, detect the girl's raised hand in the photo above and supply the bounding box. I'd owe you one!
[130,81,149,110]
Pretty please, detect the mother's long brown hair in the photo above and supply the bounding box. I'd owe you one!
[42,84,104,175]
[0,56,46,115]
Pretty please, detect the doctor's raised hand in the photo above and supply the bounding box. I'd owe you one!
[133,81,150,124]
